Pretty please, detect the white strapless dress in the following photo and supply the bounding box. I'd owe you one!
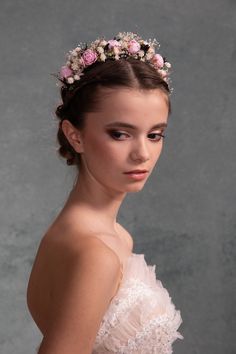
[92,253,184,354]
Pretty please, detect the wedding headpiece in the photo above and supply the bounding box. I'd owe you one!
[57,31,173,93]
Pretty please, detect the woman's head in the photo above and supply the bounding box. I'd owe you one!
[55,57,171,176]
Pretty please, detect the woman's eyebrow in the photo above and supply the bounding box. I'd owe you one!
[105,122,167,130]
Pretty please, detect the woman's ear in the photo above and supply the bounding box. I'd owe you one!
[61,120,84,153]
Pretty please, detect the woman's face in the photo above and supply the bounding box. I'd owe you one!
[78,87,169,193]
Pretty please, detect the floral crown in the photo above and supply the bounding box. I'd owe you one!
[57,31,173,93]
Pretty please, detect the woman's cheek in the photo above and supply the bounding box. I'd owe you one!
[153,145,163,165]
[90,139,116,167]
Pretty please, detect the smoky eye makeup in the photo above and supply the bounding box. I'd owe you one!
[106,129,166,141]
[149,132,166,140]
[107,130,128,139]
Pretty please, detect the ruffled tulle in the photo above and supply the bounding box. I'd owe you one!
[93,253,183,354]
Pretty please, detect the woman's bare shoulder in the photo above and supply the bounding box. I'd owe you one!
[45,228,122,285]
[43,224,123,306]
[42,222,123,273]
[27,221,123,337]
[36,231,122,353]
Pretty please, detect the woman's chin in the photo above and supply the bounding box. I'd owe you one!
[124,183,146,193]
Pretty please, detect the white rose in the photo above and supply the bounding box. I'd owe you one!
[97,46,104,54]
[100,53,106,61]
[138,50,145,57]
[100,40,107,46]
[113,46,120,55]
[67,77,74,84]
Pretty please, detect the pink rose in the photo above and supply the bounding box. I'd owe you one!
[107,40,121,49]
[127,39,141,54]
[152,54,164,68]
[82,49,98,66]
[60,65,73,79]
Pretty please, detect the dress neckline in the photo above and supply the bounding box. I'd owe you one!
[88,235,144,274]
[117,252,146,276]
[122,253,145,273]
[109,252,145,303]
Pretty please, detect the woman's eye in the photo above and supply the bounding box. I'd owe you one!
[108,130,166,141]
[148,133,166,141]
[108,131,129,140]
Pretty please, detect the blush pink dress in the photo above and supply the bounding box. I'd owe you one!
[92,252,184,353]
[35,251,183,354]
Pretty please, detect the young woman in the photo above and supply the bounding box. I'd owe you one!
[27,32,184,354]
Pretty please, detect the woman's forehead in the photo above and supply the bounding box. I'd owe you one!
[95,87,168,112]
[85,89,168,130]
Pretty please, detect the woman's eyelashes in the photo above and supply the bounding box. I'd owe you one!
[107,130,165,142]
[148,132,166,141]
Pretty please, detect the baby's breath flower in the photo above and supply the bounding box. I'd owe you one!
[165,62,171,68]
[78,58,85,66]
[147,47,155,55]
[58,31,172,92]
[146,52,153,60]
[71,61,79,70]
[71,49,78,57]
[158,69,168,78]
[92,39,100,47]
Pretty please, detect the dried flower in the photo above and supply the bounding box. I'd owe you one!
[58,31,172,91]
[60,66,73,79]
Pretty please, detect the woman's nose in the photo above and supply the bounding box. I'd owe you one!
[130,139,150,162]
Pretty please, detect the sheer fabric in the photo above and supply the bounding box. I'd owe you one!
[35,253,183,354]
[92,253,183,353]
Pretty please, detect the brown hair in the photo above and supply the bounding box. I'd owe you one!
[55,57,171,170]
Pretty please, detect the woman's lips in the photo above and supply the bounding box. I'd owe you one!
[124,170,148,173]
[123,171,148,180]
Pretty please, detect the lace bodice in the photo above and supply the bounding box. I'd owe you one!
[92,253,184,354]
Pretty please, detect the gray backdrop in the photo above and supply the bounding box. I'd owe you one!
[0,1,235,353]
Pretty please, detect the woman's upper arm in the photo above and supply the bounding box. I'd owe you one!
[38,242,121,354]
